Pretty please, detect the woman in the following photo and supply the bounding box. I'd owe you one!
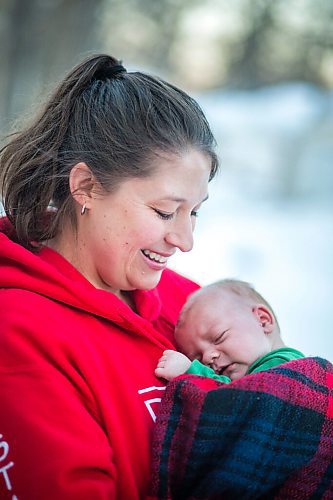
[0,54,218,499]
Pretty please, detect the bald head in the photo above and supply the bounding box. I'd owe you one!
[174,279,284,381]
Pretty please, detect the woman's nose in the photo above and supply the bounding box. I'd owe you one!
[165,217,194,252]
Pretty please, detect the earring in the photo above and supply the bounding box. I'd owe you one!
[81,203,87,216]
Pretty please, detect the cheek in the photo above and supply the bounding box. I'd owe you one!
[94,209,164,255]
[133,221,163,247]
[91,221,126,261]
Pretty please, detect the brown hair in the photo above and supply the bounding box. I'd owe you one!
[0,54,219,251]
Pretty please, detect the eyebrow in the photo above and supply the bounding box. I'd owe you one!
[160,194,209,204]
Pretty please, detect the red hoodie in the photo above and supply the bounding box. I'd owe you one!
[0,219,199,499]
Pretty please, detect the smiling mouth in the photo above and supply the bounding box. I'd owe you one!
[141,249,168,263]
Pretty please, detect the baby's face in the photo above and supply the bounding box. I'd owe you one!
[175,289,273,380]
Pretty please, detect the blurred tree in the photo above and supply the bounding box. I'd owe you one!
[1,0,333,135]
[201,0,333,89]
[0,0,103,133]
[226,0,277,88]
[98,0,202,76]
[98,0,333,90]
[227,0,333,88]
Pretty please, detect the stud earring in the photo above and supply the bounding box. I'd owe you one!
[81,203,87,216]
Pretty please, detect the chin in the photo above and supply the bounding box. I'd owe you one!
[131,271,163,291]
[229,368,247,381]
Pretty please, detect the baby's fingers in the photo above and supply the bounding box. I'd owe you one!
[155,366,170,380]
[156,358,166,368]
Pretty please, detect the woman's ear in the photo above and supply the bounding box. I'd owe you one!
[252,305,274,334]
[69,162,96,210]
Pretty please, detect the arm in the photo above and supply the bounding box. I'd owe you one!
[155,351,230,383]
[1,369,117,500]
[0,295,118,499]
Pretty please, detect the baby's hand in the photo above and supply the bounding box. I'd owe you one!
[155,349,191,381]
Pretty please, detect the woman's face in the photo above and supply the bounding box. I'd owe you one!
[74,149,211,296]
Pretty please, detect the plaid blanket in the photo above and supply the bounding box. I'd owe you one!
[150,357,333,499]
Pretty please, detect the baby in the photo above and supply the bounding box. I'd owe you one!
[155,279,304,382]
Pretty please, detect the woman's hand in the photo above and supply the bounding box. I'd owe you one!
[155,349,191,381]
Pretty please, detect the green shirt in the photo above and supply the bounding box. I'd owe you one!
[186,347,305,383]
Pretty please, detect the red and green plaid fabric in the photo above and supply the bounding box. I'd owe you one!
[150,357,333,499]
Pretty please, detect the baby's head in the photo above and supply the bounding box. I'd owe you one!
[175,279,284,381]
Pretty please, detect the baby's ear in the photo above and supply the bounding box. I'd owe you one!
[252,305,274,334]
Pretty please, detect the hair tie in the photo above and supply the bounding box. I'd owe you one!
[93,64,126,82]
[103,64,127,79]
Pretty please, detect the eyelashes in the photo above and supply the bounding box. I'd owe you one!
[214,330,228,344]
[154,209,174,220]
[153,208,199,220]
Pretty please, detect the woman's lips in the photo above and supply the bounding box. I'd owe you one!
[141,249,170,270]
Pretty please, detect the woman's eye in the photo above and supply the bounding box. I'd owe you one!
[191,210,199,218]
[154,209,174,220]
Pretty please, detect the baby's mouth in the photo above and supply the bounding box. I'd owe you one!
[215,364,231,376]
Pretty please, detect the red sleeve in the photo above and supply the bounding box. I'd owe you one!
[1,372,117,499]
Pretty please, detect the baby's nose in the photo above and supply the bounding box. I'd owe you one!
[202,350,219,365]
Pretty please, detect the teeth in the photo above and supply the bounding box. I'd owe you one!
[142,249,167,263]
